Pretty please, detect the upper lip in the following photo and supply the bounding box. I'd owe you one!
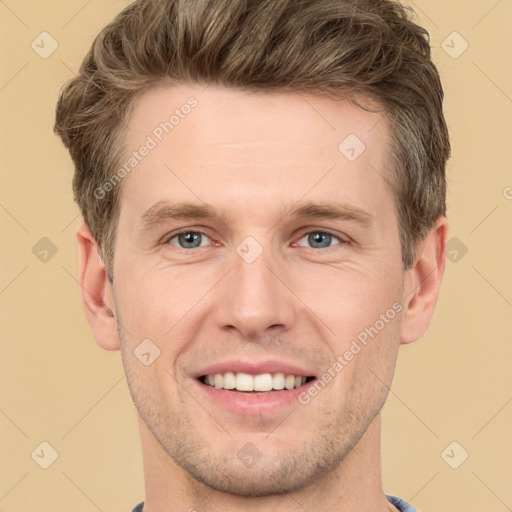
[191,359,317,379]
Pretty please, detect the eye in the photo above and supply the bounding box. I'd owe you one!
[295,231,346,249]
[163,229,347,251]
[166,230,212,249]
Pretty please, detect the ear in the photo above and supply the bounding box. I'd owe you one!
[76,223,119,351]
[400,215,449,345]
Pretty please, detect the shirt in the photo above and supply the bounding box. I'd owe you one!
[386,494,418,511]
[131,494,417,511]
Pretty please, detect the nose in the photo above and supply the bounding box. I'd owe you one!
[214,244,296,340]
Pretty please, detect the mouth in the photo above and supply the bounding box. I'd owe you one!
[199,372,316,393]
[191,360,319,415]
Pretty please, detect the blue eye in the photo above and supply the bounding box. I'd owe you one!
[167,231,212,249]
[296,231,343,249]
[165,229,346,250]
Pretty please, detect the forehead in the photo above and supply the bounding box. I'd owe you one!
[118,84,393,226]
[125,84,387,159]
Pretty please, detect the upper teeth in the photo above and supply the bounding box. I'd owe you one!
[203,372,308,391]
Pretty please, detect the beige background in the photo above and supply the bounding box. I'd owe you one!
[1,1,511,511]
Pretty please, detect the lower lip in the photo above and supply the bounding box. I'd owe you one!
[192,378,315,416]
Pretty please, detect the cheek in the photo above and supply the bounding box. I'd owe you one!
[293,257,403,393]
[292,258,401,335]
[115,264,212,349]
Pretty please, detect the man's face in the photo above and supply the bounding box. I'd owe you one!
[112,84,406,495]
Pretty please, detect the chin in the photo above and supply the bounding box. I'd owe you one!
[169,440,341,498]
[185,462,323,497]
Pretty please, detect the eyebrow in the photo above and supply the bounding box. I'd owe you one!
[137,200,374,231]
[290,202,374,228]
[137,201,220,230]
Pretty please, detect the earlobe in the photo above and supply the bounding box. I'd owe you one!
[400,216,449,345]
[76,223,120,351]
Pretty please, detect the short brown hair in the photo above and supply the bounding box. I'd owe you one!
[54,0,450,278]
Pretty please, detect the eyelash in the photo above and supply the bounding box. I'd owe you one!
[163,228,349,251]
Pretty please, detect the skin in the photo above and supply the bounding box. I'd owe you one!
[77,84,448,512]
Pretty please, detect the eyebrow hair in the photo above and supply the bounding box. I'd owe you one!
[137,201,221,231]
[137,199,374,231]
[290,201,374,228]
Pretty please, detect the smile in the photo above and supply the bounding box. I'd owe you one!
[200,372,315,392]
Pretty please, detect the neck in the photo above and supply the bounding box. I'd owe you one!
[138,413,398,512]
